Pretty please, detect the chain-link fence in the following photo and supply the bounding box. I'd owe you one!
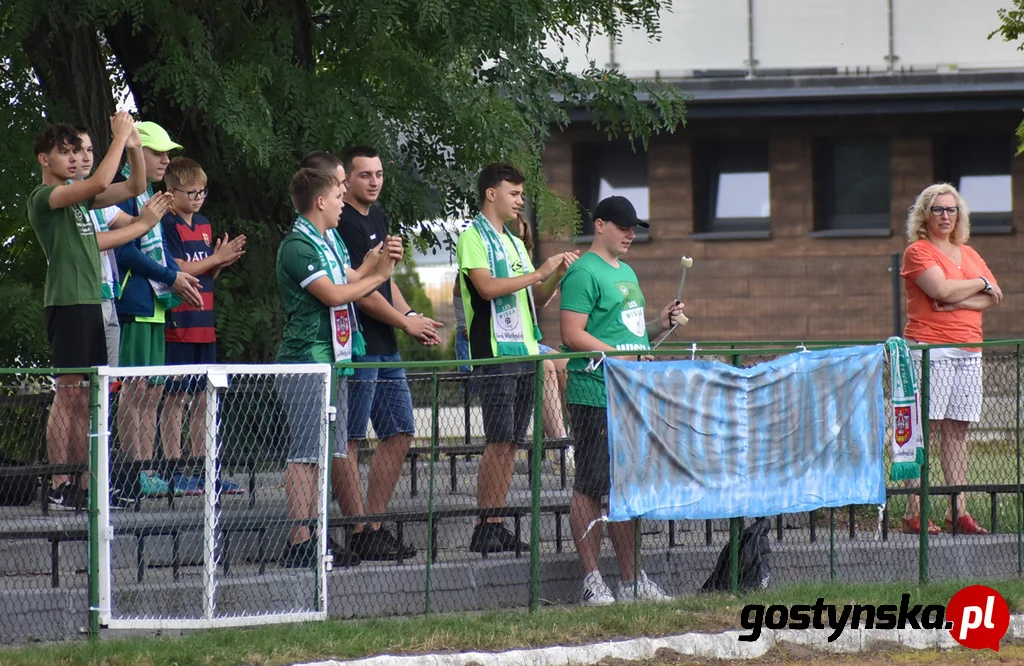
[0,342,1020,642]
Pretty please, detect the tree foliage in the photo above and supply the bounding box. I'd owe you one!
[994,0,1024,153]
[0,0,685,365]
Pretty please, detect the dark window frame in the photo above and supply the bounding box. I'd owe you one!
[694,140,772,236]
[935,135,1014,235]
[571,140,650,241]
[814,138,892,233]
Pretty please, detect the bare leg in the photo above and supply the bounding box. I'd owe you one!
[477,441,517,523]
[117,378,146,461]
[570,491,603,575]
[190,390,208,457]
[333,443,365,533]
[541,359,568,439]
[138,384,163,463]
[159,391,187,461]
[285,462,317,545]
[902,422,940,519]
[47,375,86,488]
[608,520,638,582]
[937,419,970,518]
[365,433,412,530]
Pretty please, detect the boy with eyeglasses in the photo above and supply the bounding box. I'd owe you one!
[159,157,247,495]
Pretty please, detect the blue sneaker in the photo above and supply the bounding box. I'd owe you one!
[218,477,246,495]
[172,473,204,496]
[139,472,170,497]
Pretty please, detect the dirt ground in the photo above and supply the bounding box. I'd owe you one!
[593,641,1024,665]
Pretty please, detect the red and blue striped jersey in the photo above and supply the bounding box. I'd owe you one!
[162,212,217,343]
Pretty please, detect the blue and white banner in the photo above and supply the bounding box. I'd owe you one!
[605,346,886,521]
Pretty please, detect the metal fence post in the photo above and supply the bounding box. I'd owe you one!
[88,369,100,640]
[529,359,544,612]
[919,347,931,584]
[425,368,439,615]
[1017,344,1022,575]
[890,253,902,337]
[729,352,741,593]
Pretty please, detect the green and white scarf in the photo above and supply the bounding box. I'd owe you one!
[471,213,541,357]
[90,209,120,300]
[121,164,180,310]
[886,336,923,481]
[293,215,365,362]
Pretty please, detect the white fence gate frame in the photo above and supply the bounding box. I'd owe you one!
[96,363,333,630]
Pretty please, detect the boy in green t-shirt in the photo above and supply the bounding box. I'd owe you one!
[275,166,401,568]
[27,115,171,511]
[559,195,685,605]
[455,163,578,555]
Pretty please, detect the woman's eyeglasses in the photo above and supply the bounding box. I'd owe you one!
[172,187,208,201]
[929,205,959,217]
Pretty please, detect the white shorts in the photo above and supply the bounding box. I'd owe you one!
[909,342,983,422]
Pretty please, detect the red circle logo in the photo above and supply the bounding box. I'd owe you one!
[946,585,1010,651]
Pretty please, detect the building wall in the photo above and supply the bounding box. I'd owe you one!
[546,0,1023,77]
[537,111,1024,344]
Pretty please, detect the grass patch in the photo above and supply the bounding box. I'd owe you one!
[4,580,1024,666]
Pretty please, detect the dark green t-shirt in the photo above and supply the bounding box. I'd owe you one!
[27,184,101,307]
[560,252,649,407]
[275,232,336,363]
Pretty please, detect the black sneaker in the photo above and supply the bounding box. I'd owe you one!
[470,522,527,554]
[350,527,417,561]
[47,482,76,511]
[281,540,317,569]
[109,487,137,511]
[327,535,361,567]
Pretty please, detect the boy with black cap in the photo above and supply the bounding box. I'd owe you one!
[559,195,685,605]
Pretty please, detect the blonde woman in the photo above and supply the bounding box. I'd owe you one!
[900,183,1002,536]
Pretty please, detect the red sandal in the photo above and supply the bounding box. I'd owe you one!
[945,514,989,535]
[902,516,941,535]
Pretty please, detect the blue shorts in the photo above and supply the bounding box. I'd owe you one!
[277,372,347,464]
[538,343,556,355]
[164,342,217,393]
[347,352,416,441]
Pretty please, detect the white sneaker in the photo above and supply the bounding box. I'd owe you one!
[581,571,615,606]
[618,571,672,603]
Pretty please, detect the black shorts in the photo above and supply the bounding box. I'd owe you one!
[44,304,106,371]
[569,404,610,498]
[476,362,535,445]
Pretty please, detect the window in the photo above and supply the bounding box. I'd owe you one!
[572,141,649,237]
[695,141,771,236]
[936,136,1013,233]
[814,138,891,234]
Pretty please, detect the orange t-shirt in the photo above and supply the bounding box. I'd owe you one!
[901,239,995,349]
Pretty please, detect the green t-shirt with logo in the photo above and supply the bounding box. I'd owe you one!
[560,252,650,407]
[27,184,101,307]
[275,232,336,364]
[455,223,539,359]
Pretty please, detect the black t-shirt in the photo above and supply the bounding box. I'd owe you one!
[337,204,397,356]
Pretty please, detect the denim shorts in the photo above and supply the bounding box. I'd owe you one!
[477,362,535,445]
[347,352,416,441]
[277,371,348,463]
[164,341,217,393]
[455,327,471,373]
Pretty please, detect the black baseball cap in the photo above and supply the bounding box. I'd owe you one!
[592,195,649,228]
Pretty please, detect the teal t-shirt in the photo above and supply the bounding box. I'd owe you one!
[559,252,649,407]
